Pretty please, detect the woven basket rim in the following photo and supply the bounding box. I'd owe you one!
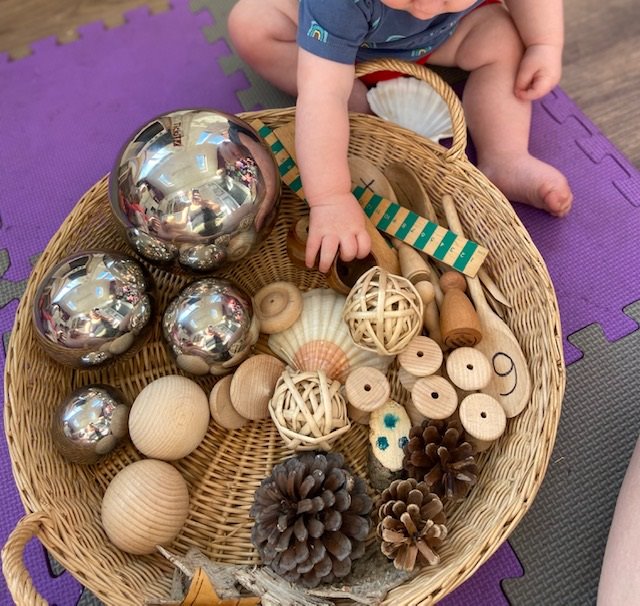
[2,60,565,606]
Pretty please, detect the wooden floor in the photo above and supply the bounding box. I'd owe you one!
[1,0,639,168]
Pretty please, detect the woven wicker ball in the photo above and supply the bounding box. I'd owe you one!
[268,367,351,451]
[343,266,424,355]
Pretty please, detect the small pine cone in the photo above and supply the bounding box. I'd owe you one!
[377,478,447,571]
[250,451,373,588]
[402,419,478,502]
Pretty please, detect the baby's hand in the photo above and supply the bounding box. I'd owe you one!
[305,193,371,273]
[515,43,562,101]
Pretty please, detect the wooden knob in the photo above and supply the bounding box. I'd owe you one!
[253,281,303,334]
[445,347,492,391]
[413,281,442,346]
[230,354,286,420]
[286,217,310,269]
[458,393,506,443]
[411,376,458,420]
[439,271,482,348]
[209,375,248,430]
[344,366,390,412]
[397,336,443,377]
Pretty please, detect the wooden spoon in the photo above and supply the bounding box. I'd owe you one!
[441,194,531,418]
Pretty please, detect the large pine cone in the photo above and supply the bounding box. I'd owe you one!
[403,419,478,502]
[377,478,447,571]
[250,451,373,588]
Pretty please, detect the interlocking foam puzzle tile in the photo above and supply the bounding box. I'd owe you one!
[503,300,640,605]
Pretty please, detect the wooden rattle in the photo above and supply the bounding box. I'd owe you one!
[445,347,492,392]
[411,375,458,420]
[253,281,303,334]
[397,335,443,377]
[439,271,482,348]
[344,366,390,424]
[230,354,286,420]
[458,393,507,452]
[209,375,248,430]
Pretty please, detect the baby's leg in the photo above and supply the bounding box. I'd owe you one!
[427,5,572,217]
[228,0,369,111]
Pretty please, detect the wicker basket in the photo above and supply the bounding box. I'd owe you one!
[2,59,565,606]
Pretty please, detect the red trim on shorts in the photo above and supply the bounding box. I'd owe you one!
[358,0,502,87]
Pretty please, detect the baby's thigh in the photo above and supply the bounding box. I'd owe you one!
[428,5,522,70]
[229,0,299,32]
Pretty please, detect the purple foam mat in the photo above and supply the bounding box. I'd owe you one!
[0,0,635,602]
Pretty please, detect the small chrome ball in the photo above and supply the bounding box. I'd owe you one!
[52,384,130,464]
[32,250,154,368]
[109,109,281,273]
[162,278,259,375]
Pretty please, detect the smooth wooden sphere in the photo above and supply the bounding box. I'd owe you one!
[129,375,210,460]
[101,459,189,555]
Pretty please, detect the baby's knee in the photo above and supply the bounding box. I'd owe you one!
[487,10,524,63]
[228,0,257,49]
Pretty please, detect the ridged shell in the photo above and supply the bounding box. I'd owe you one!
[268,288,393,383]
[366,77,453,143]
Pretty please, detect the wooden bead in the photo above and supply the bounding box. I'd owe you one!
[253,281,303,334]
[230,354,286,420]
[411,376,458,420]
[458,393,506,443]
[438,271,482,349]
[209,375,248,430]
[397,336,443,377]
[445,347,492,391]
[344,366,390,412]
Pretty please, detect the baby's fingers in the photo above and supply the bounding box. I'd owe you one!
[356,230,372,259]
[317,235,339,274]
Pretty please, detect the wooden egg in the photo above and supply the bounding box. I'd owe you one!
[411,375,458,420]
[129,375,210,460]
[101,459,189,555]
[209,375,248,430]
[446,347,492,391]
[230,354,286,420]
[397,335,443,377]
[369,400,412,472]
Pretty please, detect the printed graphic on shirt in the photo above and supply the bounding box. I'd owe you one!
[307,20,328,42]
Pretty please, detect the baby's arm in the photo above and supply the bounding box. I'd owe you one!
[504,0,564,100]
[295,48,371,273]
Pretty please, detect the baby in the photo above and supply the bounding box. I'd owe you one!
[229,0,573,272]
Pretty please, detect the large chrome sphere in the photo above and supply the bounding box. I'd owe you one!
[109,109,281,273]
[162,278,259,375]
[33,250,154,368]
[52,384,130,464]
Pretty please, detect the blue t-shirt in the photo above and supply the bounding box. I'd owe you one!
[297,0,485,64]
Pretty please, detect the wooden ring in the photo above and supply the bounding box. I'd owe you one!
[253,282,303,334]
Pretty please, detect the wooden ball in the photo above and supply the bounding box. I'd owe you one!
[101,459,189,555]
[230,354,286,420]
[209,375,248,430]
[129,375,210,460]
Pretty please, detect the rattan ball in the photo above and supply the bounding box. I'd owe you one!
[342,266,424,355]
[268,367,351,451]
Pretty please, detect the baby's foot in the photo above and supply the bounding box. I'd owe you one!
[478,153,573,217]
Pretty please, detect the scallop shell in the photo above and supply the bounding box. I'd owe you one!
[366,77,453,143]
[268,288,393,383]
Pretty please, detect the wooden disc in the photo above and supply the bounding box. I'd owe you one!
[209,375,248,430]
[344,366,390,412]
[411,375,458,420]
[253,281,303,334]
[397,336,443,377]
[459,393,506,442]
[230,354,286,420]
[446,347,492,391]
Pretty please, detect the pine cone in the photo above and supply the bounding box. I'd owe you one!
[250,451,373,588]
[377,478,447,571]
[402,419,478,502]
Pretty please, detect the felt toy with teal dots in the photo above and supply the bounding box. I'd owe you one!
[307,21,328,42]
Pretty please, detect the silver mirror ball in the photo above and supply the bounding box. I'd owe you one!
[52,384,130,465]
[162,277,259,375]
[32,250,154,368]
[109,109,281,273]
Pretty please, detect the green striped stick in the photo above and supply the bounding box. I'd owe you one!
[252,118,487,277]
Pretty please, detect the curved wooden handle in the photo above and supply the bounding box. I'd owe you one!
[2,512,53,606]
[354,59,468,162]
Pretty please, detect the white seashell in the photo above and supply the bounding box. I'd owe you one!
[268,288,393,383]
[366,77,453,143]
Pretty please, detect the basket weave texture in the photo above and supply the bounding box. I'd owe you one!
[2,60,565,606]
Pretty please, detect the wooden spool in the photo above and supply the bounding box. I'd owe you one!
[253,281,303,334]
[445,347,492,392]
[397,335,443,377]
[439,271,482,349]
[458,393,506,450]
[230,354,286,420]
[411,375,459,420]
[209,375,248,430]
[344,366,390,421]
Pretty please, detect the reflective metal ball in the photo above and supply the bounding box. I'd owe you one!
[52,384,130,464]
[109,109,281,273]
[162,278,259,375]
[33,250,154,368]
